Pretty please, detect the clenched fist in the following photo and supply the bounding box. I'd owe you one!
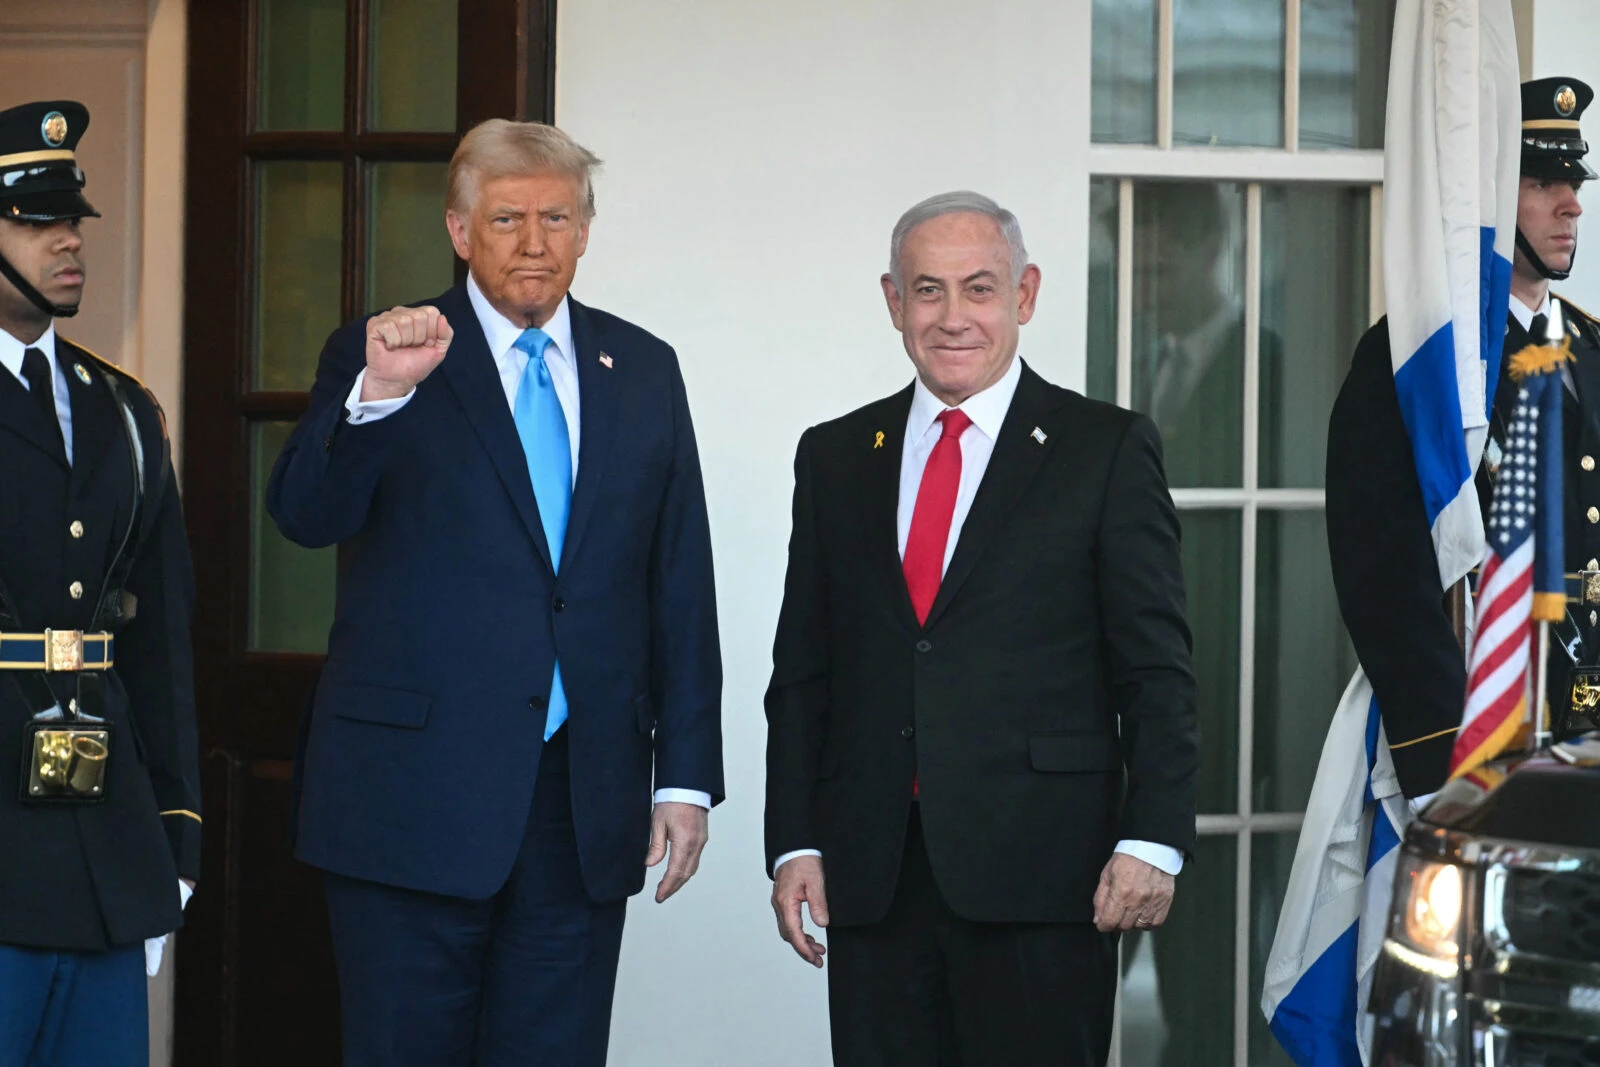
[361,305,454,402]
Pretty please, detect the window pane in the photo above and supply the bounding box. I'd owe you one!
[250,422,336,652]
[1300,0,1394,149]
[1131,181,1247,488]
[1182,510,1242,815]
[255,162,343,392]
[1122,835,1237,1065]
[1092,0,1158,145]
[367,163,454,312]
[368,0,459,131]
[258,0,346,131]
[1249,832,1301,1066]
[1087,178,1119,403]
[1259,185,1371,488]
[1174,0,1285,147]
[1253,510,1357,812]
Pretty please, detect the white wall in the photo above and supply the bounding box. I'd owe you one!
[557,2,1094,1063]
[1527,0,1600,311]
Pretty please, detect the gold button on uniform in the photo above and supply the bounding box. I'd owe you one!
[68,581,83,600]
[68,520,83,539]
[1584,456,1596,472]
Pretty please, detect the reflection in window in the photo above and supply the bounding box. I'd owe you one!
[1173,0,1285,147]
[1259,185,1371,488]
[1086,178,1120,403]
[1253,510,1358,813]
[1122,835,1238,1066]
[1092,0,1159,145]
[1300,0,1394,149]
[1131,181,1248,489]
[369,0,460,132]
[1250,832,1302,1066]
[1181,510,1242,816]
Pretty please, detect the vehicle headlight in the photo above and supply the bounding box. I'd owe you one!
[1405,863,1462,954]
[1384,855,1467,980]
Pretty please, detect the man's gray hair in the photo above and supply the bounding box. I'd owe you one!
[888,191,1028,290]
[448,119,602,218]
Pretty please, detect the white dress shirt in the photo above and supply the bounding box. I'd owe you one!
[775,356,1185,877]
[342,277,709,810]
[0,323,74,464]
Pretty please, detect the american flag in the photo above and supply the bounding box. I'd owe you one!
[1453,342,1567,779]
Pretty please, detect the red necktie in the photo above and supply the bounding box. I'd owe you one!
[903,408,971,625]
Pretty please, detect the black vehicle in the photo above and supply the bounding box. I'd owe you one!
[1369,734,1600,1066]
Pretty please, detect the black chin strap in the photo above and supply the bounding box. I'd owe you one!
[1516,227,1577,282]
[0,248,78,318]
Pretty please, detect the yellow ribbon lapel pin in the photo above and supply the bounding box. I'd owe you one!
[874,431,885,449]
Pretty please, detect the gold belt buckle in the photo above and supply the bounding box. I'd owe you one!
[43,630,85,672]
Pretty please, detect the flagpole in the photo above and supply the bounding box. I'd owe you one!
[1533,620,1552,751]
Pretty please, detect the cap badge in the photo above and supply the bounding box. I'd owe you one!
[40,111,68,148]
[1556,85,1579,118]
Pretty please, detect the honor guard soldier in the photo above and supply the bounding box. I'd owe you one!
[0,101,199,1066]
[1326,77,1600,802]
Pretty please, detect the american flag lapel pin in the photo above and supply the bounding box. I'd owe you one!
[1030,426,1048,444]
[598,352,614,369]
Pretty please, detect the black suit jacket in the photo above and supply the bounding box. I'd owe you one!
[0,337,199,951]
[1330,306,1600,798]
[764,362,1199,927]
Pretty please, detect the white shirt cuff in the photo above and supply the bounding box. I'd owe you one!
[653,788,711,808]
[1407,791,1437,816]
[344,369,415,424]
[773,849,822,872]
[1114,839,1184,876]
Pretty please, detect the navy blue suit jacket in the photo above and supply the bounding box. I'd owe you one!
[267,284,723,903]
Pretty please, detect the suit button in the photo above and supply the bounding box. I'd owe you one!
[68,520,83,539]
[1585,455,1596,472]
[900,726,915,739]
[1589,507,1599,525]
[323,434,334,453]
[553,597,565,613]
[529,695,547,711]
[68,581,83,600]
[915,639,932,653]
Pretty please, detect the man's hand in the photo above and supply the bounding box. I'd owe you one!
[771,855,828,968]
[362,305,453,402]
[1093,852,1175,933]
[646,801,709,903]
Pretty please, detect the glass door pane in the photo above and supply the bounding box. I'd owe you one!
[254,161,344,391]
[249,422,336,652]
[258,0,347,131]
[368,0,460,131]
[366,162,455,311]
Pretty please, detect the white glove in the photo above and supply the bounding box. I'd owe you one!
[144,880,194,977]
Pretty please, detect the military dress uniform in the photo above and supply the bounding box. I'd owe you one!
[0,101,199,1067]
[1326,77,1600,797]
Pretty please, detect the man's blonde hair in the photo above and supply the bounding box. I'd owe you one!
[446,119,602,218]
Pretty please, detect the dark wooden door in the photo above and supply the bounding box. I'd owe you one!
[176,3,552,1062]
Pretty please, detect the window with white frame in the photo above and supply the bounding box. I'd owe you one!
[1088,1,1393,1065]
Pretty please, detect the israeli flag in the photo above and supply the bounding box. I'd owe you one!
[1260,2,1520,1063]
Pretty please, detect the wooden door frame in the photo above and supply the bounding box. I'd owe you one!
[176,3,554,1062]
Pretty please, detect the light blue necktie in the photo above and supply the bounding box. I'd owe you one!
[512,327,572,739]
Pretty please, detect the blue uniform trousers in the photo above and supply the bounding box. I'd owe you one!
[0,942,147,1067]
[324,727,628,1067]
